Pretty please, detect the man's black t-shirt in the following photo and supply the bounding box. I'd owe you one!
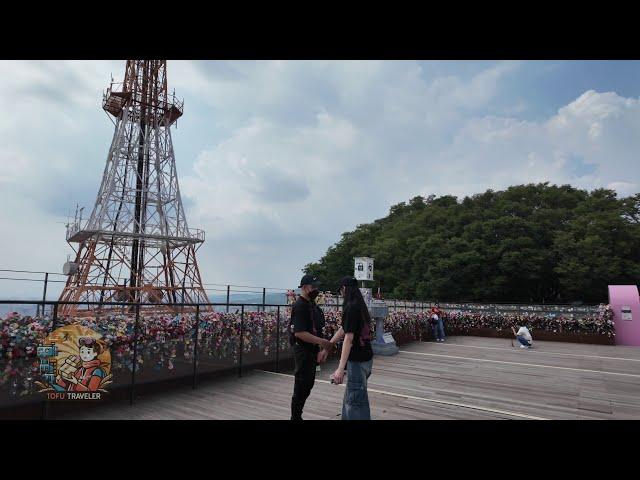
[342,302,373,362]
[291,296,326,352]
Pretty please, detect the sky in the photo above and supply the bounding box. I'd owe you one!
[0,60,639,299]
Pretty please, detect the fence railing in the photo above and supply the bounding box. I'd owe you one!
[0,268,600,318]
[318,296,600,317]
[0,268,292,315]
[0,299,304,419]
[0,297,612,419]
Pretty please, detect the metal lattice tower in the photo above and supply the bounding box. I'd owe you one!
[59,60,209,315]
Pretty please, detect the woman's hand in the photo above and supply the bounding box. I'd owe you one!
[317,349,328,364]
[332,368,345,385]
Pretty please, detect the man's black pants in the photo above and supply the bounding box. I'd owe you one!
[291,345,317,420]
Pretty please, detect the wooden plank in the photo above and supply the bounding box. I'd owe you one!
[55,336,640,420]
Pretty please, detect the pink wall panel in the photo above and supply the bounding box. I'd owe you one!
[608,285,640,347]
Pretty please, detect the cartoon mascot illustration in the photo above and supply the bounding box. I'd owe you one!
[36,325,112,395]
[54,337,106,392]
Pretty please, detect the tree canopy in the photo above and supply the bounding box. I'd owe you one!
[304,183,640,303]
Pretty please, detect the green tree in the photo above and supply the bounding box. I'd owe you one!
[304,184,640,303]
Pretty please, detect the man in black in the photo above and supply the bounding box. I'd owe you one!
[290,274,333,421]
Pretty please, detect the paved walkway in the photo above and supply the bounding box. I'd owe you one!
[55,336,640,420]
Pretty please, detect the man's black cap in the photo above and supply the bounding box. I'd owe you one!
[299,274,321,288]
[339,276,359,289]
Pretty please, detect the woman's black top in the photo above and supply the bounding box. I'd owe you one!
[342,302,373,362]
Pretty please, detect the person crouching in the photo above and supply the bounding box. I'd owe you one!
[512,325,533,349]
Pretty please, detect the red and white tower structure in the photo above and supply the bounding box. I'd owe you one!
[59,60,209,315]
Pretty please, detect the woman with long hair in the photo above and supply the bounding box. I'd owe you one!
[329,276,374,420]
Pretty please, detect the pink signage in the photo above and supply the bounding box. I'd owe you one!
[608,285,640,347]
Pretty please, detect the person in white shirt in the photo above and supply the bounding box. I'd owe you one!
[430,307,445,342]
[511,325,533,349]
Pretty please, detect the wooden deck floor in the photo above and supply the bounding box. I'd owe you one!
[55,336,640,420]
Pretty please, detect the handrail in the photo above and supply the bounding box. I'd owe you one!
[0,298,613,419]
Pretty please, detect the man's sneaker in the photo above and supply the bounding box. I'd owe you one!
[520,345,528,349]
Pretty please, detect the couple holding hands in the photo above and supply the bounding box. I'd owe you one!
[289,274,373,420]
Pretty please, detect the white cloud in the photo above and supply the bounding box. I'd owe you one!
[607,181,638,196]
[0,60,638,297]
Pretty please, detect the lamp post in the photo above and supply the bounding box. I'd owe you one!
[354,256,398,356]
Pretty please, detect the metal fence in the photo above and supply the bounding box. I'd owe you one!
[0,299,304,419]
[0,268,600,318]
[319,296,600,317]
[0,293,606,419]
[0,268,292,315]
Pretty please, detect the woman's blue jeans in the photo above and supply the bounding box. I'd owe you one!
[342,359,373,420]
[432,318,445,341]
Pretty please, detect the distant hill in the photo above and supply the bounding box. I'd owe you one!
[304,183,640,303]
[0,303,39,317]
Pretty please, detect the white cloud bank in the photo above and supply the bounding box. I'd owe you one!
[0,60,638,298]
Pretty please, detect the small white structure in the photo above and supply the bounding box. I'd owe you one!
[354,257,374,282]
[63,261,79,275]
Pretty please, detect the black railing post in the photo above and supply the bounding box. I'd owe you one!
[262,288,266,312]
[226,285,230,313]
[130,302,141,406]
[52,303,59,331]
[275,305,280,373]
[192,305,200,389]
[238,305,244,378]
[41,301,59,421]
[122,279,127,314]
[39,272,49,317]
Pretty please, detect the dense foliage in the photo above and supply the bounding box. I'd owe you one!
[304,184,640,303]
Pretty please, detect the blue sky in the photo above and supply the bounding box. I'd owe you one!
[1,60,639,299]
